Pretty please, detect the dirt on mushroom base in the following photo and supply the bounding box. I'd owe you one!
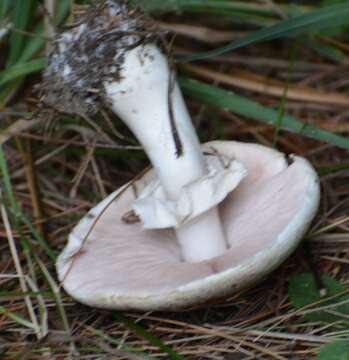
[40,0,161,116]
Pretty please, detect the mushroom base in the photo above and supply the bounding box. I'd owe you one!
[56,141,320,311]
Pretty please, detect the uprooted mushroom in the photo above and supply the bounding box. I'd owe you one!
[43,0,320,310]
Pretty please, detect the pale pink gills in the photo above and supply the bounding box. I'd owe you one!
[50,1,320,310]
[57,141,320,311]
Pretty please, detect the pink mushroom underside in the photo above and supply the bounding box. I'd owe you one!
[60,141,316,296]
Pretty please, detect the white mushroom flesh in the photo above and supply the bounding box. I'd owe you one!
[104,45,244,262]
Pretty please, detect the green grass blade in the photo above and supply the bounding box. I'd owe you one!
[273,41,299,146]
[318,163,349,176]
[0,145,56,261]
[0,146,19,211]
[18,0,70,64]
[89,327,154,358]
[17,211,57,261]
[0,291,53,298]
[0,305,36,330]
[0,80,22,105]
[114,313,184,360]
[0,0,70,104]
[311,40,347,63]
[0,0,12,21]
[181,2,349,62]
[134,0,278,17]
[317,341,349,360]
[133,0,310,19]
[179,77,349,151]
[36,257,71,335]
[6,0,38,66]
[0,58,45,87]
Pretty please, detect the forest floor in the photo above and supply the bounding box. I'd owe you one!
[0,1,349,359]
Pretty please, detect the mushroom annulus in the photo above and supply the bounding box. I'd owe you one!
[43,0,320,310]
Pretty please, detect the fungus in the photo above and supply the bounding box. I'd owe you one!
[45,0,320,310]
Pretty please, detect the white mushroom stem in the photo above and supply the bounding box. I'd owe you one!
[104,44,227,262]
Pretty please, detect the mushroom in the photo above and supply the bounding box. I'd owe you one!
[44,0,320,310]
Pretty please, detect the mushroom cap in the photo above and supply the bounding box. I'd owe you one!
[56,141,320,311]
